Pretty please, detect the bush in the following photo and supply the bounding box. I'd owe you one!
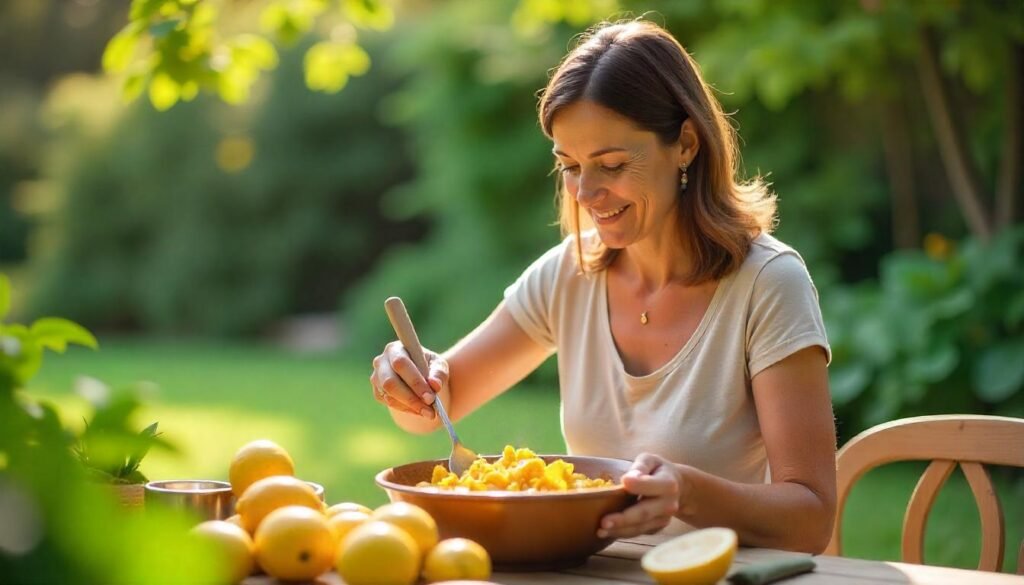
[826,228,1024,438]
[30,39,422,336]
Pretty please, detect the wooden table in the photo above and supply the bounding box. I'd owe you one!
[247,533,1024,584]
[492,534,1024,584]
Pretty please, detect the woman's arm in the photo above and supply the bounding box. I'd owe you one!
[373,301,554,435]
[599,346,837,553]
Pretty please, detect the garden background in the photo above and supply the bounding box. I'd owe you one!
[1,0,1021,582]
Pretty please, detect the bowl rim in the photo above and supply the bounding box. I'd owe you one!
[144,479,233,494]
[375,454,633,501]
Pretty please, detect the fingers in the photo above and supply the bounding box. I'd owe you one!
[370,343,435,419]
[426,356,449,399]
[597,495,679,538]
[598,454,682,539]
[625,452,664,477]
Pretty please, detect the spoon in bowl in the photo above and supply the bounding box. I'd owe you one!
[384,296,478,476]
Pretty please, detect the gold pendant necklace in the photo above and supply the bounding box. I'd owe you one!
[640,311,649,325]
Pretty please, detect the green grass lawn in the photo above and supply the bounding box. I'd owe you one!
[26,339,1022,572]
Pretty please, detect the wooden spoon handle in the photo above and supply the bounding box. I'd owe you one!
[384,296,429,376]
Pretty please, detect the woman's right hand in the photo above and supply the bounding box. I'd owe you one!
[370,341,447,419]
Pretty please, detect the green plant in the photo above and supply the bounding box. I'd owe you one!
[826,227,1024,435]
[0,274,219,583]
[74,416,169,485]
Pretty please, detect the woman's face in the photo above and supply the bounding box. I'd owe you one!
[551,100,682,250]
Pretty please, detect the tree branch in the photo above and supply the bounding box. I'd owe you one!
[995,43,1022,231]
[916,27,992,241]
[880,92,920,249]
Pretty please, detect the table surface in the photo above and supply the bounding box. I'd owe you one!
[246,533,1024,584]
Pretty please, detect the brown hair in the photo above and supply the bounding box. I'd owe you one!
[538,20,776,282]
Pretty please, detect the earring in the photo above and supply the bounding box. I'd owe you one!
[679,162,689,191]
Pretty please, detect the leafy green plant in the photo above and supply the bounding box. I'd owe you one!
[0,274,219,584]
[826,228,1024,435]
[74,418,168,485]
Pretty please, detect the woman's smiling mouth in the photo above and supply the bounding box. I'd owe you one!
[593,204,629,223]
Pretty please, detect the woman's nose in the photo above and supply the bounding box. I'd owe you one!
[575,171,605,207]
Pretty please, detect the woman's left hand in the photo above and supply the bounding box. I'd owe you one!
[598,453,688,538]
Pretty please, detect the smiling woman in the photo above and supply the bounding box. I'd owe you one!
[370,19,837,555]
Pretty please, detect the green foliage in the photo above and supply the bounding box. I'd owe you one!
[0,275,219,583]
[343,0,573,355]
[103,0,392,109]
[825,228,1024,434]
[73,389,174,484]
[31,40,422,336]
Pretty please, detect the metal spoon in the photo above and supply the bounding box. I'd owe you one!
[384,296,478,476]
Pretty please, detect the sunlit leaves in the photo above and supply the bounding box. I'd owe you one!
[304,41,370,93]
[344,0,395,31]
[148,72,181,111]
[29,318,99,353]
[106,0,392,108]
[512,0,617,36]
[102,22,144,73]
[260,0,327,46]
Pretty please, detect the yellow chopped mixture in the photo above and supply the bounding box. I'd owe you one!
[417,445,614,492]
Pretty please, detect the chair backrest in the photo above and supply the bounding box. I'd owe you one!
[825,414,1024,573]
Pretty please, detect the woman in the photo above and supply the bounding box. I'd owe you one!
[370,20,836,554]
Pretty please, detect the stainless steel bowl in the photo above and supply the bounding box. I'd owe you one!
[145,480,234,520]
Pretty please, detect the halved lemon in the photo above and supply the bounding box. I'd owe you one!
[641,527,738,585]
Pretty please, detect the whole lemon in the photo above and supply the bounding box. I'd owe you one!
[235,475,323,533]
[422,538,492,583]
[191,520,254,584]
[327,510,372,548]
[254,506,335,581]
[327,501,373,517]
[224,514,246,532]
[371,502,439,556]
[229,440,295,497]
[336,520,420,585]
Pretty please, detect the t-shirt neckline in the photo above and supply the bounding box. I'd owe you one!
[599,267,735,386]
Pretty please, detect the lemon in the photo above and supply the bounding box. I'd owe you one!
[224,514,246,532]
[236,475,323,533]
[229,439,295,497]
[371,502,439,556]
[191,520,254,584]
[641,527,737,585]
[336,520,421,585]
[328,510,371,548]
[254,505,335,581]
[422,538,492,583]
[327,501,373,517]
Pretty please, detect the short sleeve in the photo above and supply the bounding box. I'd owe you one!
[502,238,571,350]
[746,252,831,377]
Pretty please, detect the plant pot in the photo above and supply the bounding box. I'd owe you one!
[111,483,145,510]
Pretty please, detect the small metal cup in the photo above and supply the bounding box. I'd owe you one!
[145,480,234,521]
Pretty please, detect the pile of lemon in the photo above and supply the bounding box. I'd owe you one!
[190,439,492,585]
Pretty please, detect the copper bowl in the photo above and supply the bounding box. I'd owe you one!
[375,455,636,570]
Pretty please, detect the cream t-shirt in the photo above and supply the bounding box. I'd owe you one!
[503,231,830,531]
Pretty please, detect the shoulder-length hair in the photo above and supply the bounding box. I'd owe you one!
[537,20,776,282]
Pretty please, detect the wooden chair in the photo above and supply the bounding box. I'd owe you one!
[825,414,1024,573]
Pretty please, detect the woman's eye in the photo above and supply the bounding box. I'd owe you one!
[559,164,580,176]
[602,164,625,173]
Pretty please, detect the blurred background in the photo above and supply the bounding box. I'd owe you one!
[1,0,1022,578]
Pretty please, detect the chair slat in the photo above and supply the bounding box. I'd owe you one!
[960,461,1005,571]
[902,459,955,564]
[827,414,1024,574]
